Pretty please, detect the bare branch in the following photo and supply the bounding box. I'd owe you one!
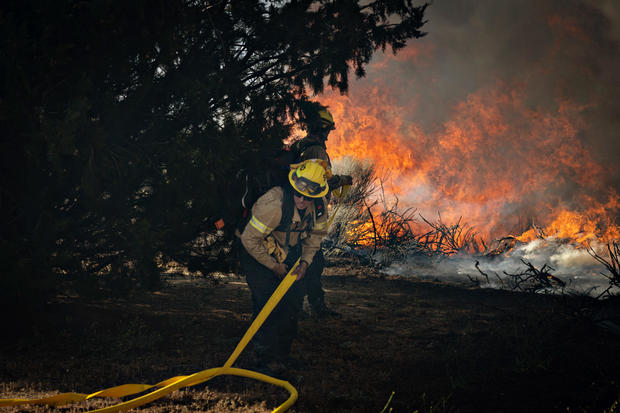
[588,241,620,298]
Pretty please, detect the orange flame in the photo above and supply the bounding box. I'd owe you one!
[516,193,620,244]
[320,80,619,248]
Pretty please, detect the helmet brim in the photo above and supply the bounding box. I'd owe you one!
[288,169,329,198]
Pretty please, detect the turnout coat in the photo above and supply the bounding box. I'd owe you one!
[240,186,328,271]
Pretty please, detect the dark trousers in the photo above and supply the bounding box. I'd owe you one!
[240,246,304,361]
[303,249,326,307]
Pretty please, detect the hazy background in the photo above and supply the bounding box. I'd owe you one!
[363,0,619,171]
[325,0,620,239]
[325,0,620,292]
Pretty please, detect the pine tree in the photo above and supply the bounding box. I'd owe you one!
[0,0,427,303]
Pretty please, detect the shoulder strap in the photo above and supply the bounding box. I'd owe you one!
[274,186,295,250]
[274,188,323,250]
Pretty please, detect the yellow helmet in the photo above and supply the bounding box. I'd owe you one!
[318,108,336,130]
[288,160,329,198]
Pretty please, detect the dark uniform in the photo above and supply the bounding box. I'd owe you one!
[293,134,350,316]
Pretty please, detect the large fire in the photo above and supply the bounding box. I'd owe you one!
[320,62,619,250]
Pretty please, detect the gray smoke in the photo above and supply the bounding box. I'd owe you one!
[348,0,620,189]
[382,239,618,297]
[331,1,620,292]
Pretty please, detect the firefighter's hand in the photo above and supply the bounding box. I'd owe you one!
[292,260,309,281]
[341,175,353,186]
[272,262,288,278]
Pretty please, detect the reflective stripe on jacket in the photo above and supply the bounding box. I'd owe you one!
[240,186,328,270]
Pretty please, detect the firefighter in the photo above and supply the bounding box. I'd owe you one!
[292,106,352,318]
[239,160,329,375]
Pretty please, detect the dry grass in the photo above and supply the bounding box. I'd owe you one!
[2,262,620,412]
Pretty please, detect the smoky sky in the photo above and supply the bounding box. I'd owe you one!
[343,0,620,190]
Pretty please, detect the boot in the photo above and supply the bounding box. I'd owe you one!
[309,297,341,319]
[253,344,287,378]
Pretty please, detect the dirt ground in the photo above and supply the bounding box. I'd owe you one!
[2,259,620,413]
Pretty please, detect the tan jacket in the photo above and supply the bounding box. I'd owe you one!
[240,186,328,270]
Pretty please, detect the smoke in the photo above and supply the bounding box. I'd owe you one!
[382,239,618,297]
[376,0,620,165]
[325,0,620,239]
[324,1,620,291]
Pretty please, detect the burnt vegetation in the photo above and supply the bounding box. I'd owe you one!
[326,159,484,265]
[2,267,620,413]
[588,241,620,298]
[472,259,566,294]
[328,160,620,299]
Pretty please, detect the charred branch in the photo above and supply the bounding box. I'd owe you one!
[472,260,490,285]
[417,213,484,255]
[470,260,506,288]
[364,199,379,255]
[588,241,620,298]
[503,259,566,293]
[485,236,518,258]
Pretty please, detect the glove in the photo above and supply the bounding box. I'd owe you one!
[272,262,288,278]
[291,260,309,281]
[341,175,353,186]
[327,175,339,189]
[328,174,353,189]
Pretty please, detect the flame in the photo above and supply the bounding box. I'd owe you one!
[345,219,376,247]
[326,87,417,174]
[319,72,619,249]
[516,193,620,244]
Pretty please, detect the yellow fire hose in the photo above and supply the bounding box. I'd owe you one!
[0,260,301,412]
[1,185,349,412]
